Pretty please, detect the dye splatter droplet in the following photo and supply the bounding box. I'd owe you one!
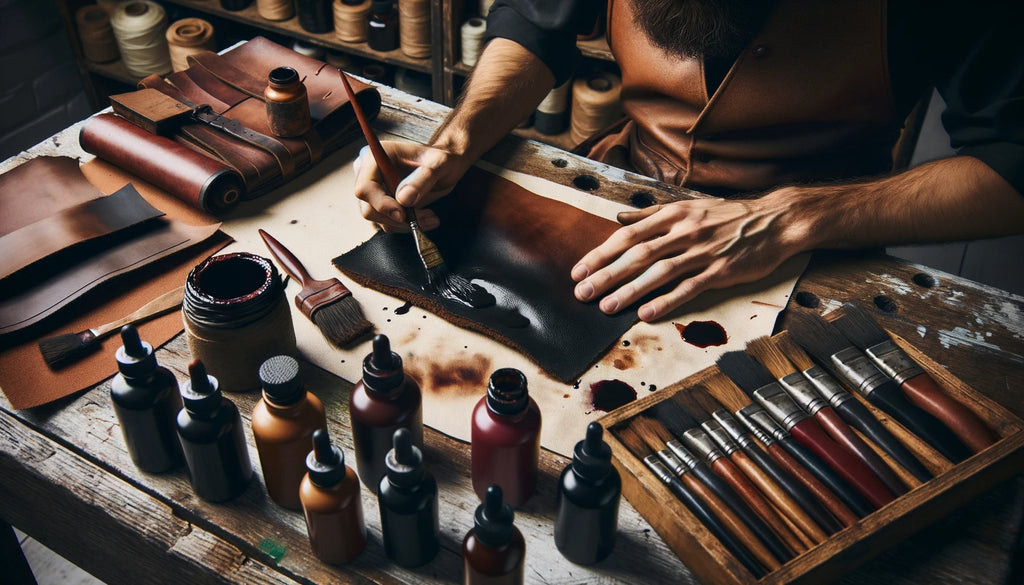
[395,301,413,315]
[674,320,728,348]
[588,380,637,412]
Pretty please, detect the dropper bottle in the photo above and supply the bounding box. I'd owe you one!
[110,324,183,473]
[350,334,423,491]
[175,360,253,502]
[462,485,525,585]
[299,428,367,564]
[554,422,621,564]
[378,428,440,567]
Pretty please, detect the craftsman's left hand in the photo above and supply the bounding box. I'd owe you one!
[571,197,802,322]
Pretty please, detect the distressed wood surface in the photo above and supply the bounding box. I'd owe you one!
[2,83,1023,585]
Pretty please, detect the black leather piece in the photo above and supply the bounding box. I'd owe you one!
[333,167,638,382]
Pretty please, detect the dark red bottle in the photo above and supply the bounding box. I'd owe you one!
[554,422,621,564]
[350,334,423,492]
[471,368,541,507]
[462,485,525,585]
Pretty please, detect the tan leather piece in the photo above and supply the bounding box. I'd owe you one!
[0,156,103,235]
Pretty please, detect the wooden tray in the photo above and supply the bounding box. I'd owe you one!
[598,331,1024,585]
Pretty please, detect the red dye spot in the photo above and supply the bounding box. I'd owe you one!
[588,380,637,412]
[674,320,728,348]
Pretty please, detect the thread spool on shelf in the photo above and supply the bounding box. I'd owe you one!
[166,18,215,73]
[296,0,335,34]
[291,40,326,60]
[460,17,486,67]
[535,79,571,136]
[258,0,295,21]
[398,0,431,59]
[76,5,119,63]
[110,1,172,78]
[570,71,622,146]
[334,0,371,43]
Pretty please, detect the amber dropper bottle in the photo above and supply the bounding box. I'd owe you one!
[378,428,440,567]
[463,485,525,585]
[110,324,183,473]
[350,334,423,492]
[175,360,253,502]
[252,354,327,509]
[300,428,367,564]
[554,422,621,564]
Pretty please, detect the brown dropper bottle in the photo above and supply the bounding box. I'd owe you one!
[299,428,367,564]
[252,354,327,509]
[463,485,525,585]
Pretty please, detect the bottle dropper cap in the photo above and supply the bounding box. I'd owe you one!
[362,334,404,393]
[306,428,346,488]
[473,485,514,547]
[572,422,613,480]
[258,355,304,405]
[486,368,529,415]
[115,324,157,380]
[181,360,220,413]
[384,428,423,488]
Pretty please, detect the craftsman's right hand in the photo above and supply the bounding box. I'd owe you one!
[352,140,472,232]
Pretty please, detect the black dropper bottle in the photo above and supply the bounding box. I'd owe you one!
[462,485,525,585]
[175,360,253,502]
[554,422,621,564]
[367,0,399,52]
[378,428,440,567]
[110,324,183,473]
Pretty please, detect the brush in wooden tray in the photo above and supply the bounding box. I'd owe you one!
[746,335,912,495]
[654,399,796,563]
[616,423,769,578]
[787,311,972,463]
[831,302,999,453]
[337,70,493,309]
[717,350,898,510]
[770,331,935,483]
[259,229,373,347]
[684,379,843,536]
[38,285,185,368]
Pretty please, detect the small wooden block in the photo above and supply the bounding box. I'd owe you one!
[110,88,193,136]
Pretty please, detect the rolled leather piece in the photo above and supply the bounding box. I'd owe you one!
[80,113,244,214]
[334,166,638,383]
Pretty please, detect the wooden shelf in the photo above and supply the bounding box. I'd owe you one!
[82,58,141,86]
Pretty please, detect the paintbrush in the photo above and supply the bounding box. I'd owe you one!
[787,311,972,463]
[616,423,768,577]
[38,285,185,368]
[771,331,934,483]
[717,350,896,510]
[337,70,493,309]
[831,303,998,453]
[259,229,372,347]
[657,399,796,562]
[747,336,910,496]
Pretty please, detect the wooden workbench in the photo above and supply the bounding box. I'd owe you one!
[2,84,1022,585]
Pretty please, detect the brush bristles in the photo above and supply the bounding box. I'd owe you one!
[633,417,671,453]
[410,226,445,271]
[786,312,852,365]
[830,303,890,350]
[674,386,725,419]
[715,351,776,394]
[38,330,99,368]
[701,373,753,412]
[616,425,652,458]
[312,297,373,347]
[658,399,701,438]
[772,332,815,371]
[746,336,798,380]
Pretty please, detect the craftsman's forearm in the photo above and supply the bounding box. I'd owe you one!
[774,156,1024,251]
[430,38,556,161]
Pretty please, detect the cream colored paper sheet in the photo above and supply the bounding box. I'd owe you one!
[218,142,807,457]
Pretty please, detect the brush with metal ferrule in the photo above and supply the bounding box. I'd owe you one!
[338,70,494,309]
[628,419,780,573]
[718,351,897,509]
[788,312,972,463]
[772,331,935,483]
[616,425,768,578]
[747,336,911,496]
[831,303,999,453]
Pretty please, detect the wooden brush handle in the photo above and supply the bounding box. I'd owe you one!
[778,436,873,518]
[711,458,801,559]
[740,445,839,537]
[258,229,313,286]
[900,372,999,453]
[833,398,933,483]
[338,70,402,196]
[94,286,185,338]
[766,443,858,527]
[815,406,909,496]
[867,381,972,463]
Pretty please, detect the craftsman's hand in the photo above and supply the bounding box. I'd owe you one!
[352,140,472,232]
[571,196,804,322]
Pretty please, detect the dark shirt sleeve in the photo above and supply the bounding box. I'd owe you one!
[484,0,601,86]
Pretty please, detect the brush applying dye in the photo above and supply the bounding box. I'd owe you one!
[616,424,768,577]
[259,229,372,347]
[338,70,493,309]
[772,331,934,483]
[831,303,998,453]
[788,312,972,463]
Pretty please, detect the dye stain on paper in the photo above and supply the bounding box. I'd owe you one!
[675,320,728,348]
[588,379,637,412]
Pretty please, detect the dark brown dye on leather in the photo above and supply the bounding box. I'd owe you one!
[588,380,637,412]
[675,320,729,348]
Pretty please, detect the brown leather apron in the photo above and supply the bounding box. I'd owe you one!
[583,0,900,194]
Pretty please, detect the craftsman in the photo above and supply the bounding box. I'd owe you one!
[352,0,1024,322]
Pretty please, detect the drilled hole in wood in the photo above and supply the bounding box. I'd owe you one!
[874,295,898,313]
[552,158,568,168]
[912,273,937,288]
[794,291,819,308]
[573,175,600,191]
[630,192,657,208]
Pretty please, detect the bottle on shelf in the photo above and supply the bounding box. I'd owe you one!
[378,428,440,567]
[367,0,399,52]
[299,428,367,564]
[554,422,621,564]
[462,485,525,585]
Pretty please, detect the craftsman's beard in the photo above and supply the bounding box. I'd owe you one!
[631,0,773,59]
